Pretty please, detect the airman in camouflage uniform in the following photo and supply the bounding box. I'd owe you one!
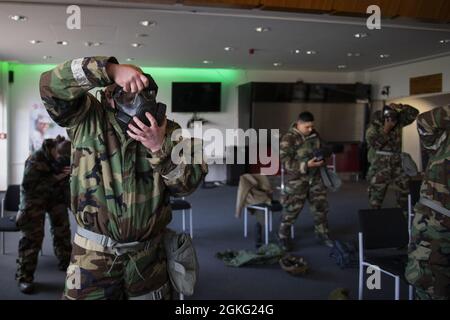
[278,112,333,251]
[39,56,207,300]
[366,104,419,210]
[405,105,449,300]
[16,136,72,294]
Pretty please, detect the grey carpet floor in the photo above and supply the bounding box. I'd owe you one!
[0,181,411,300]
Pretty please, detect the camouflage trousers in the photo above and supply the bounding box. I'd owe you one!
[16,203,72,283]
[405,203,450,300]
[278,175,329,239]
[367,156,409,211]
[63,233,171,300]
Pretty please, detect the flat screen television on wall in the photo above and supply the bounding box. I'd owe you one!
[172,82,221,112]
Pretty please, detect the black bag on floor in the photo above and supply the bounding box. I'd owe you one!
[329,240,358,269]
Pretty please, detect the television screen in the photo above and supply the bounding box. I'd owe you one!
[172,82,221,112]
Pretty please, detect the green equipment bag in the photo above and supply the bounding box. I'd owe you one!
[401,152,418,176]
[163,229,199,296]
[320,167,342,192]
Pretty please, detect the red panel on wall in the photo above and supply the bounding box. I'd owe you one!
[334,143,361,172]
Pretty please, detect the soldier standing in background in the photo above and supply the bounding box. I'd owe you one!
[16,135,72,294]
[278,112,333,251]
[406,105,449,300]
[366,103,419,211]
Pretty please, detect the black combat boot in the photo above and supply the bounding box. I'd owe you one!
[255,222,262,248]
[18,281,34,294]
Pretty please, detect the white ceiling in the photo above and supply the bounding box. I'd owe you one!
[1,0,450,71]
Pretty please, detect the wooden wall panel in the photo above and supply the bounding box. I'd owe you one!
[332,0,401,17]
[108,0,450,23]
[438,0,450,22]
[410,73,443,95]
[398,0,449,21]
[261,0,333,13]
[183,0,260,9]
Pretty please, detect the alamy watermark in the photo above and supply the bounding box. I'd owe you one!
[366,265,381,290]
[170,122,280,175]
[367,5,381,30]
[66,265,81,290]
[66,5,81,30]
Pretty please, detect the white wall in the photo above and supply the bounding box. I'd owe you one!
[5,62,353,185]
[368,55,450,100]
[7,64,49,186]
[0,62,9,190]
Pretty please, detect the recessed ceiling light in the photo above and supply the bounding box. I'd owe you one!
[43,55,52,60]
[56,41,69,46]
[9,15,27,22]
[439,39,450,44]
[224,46,234,51]
[203,60,212,64]
[131,43,142,48]
[255,26,270,32]
[380,54,390,59]
[337,65,347,69]
[347,52,361,57]
[139,20,156,27]
[273,62,282,67]
[292,49,301,54]
[306,50,317,55]
[354,33,368,39]
[126,58,135,62]
[29,40,42,44]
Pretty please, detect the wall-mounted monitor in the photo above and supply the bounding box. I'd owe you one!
[172,82,221,112]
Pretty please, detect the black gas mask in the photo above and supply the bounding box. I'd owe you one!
[383,105,399,123]
[51,155,70,174]
[313,148,331,162]
[313,144,343,161]
[112,73,166,134]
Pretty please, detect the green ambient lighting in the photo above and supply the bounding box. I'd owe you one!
[141,67,240,84]
[3,62,240,84]
[7,63,56,74]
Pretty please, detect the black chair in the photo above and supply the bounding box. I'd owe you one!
[170,197,193,238]
[244,200,285,245]
[1,185,20,254]
[358,208,413,300]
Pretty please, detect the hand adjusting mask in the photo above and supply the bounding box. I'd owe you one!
[112,73,166,134]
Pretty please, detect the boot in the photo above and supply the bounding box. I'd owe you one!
[277,234,293,252]
[255,222,262,248]
[316,234,334,248]
[18,281,34,294]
